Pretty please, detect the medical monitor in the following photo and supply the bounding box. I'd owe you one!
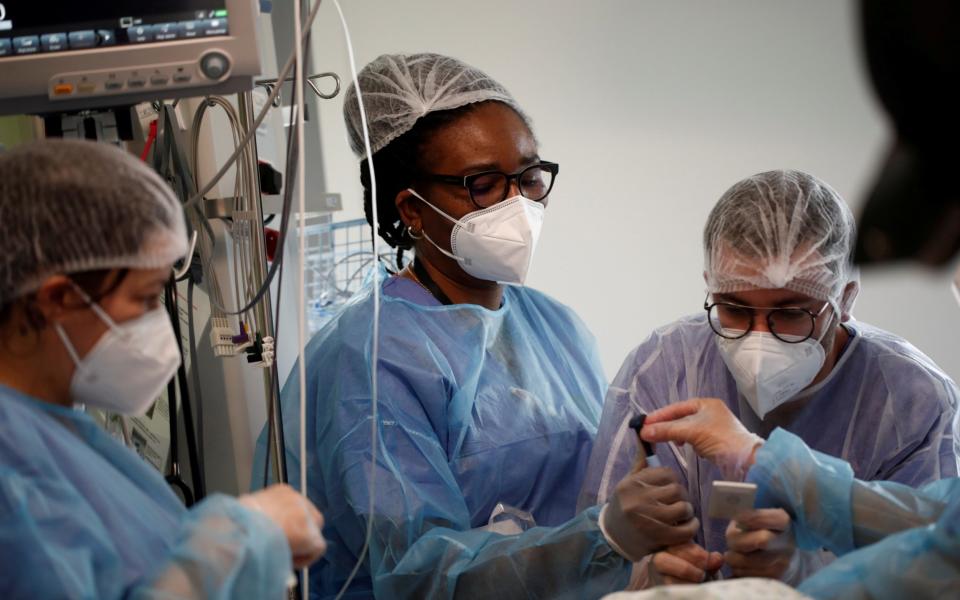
[0,0,261,115]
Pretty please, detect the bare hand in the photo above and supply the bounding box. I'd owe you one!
[649,542,724,585]
[240,484,326,568]
[725,508,797,579]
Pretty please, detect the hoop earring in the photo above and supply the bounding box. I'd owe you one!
[406,226,423,240]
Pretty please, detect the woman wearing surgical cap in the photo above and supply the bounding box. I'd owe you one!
[255,53,699,598]
[0,140,325,598]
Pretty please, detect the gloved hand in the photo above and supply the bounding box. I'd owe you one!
[240,484,327,568]
[725,508,799,580]
[641,398,764,480]
[601,467,699,562]
[648,542,724,585]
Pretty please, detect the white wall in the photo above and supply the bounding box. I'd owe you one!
[304,0,960,381]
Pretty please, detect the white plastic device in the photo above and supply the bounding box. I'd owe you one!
[707,480,758,520]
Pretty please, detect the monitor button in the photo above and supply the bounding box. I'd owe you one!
[201,18,228,36]
[13,35,40,55]
[150,74,170,85]
[67,30,96,50]
[104,80,124,91]
[127,25,155,44]
[127,78,147,88]
[200,51,230,80]
[52,83,74,96]
[179,20,202,39]
[77,82,96,94]
[0,39,11,57]
[96,29,116,47]
[41,33,68,52]
[154,22,179,41]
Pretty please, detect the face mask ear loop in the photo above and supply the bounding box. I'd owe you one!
[68,280,121,330]
[420,231,467,264]
[53,322,83,368]
[406,188,463,227]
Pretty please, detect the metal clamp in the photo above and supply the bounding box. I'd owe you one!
[255,72,341,107]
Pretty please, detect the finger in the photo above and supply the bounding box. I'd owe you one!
[630,452,649,475]
[642,420,700,445]
[728,528,779,553]
[633,467,680,487]
[734,508,790,532]
[653,551,705,584]
[652,499,695,525]
[662,517,700,546]
[725,549,786,571]
[666,542,709,569]
[706,551,725,572]
[643,399,705,425]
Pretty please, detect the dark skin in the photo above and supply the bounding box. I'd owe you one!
[0,267,169,408]
[393,102,544,310]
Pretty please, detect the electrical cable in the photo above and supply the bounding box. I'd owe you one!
[186,277,206,473]
[184,0,326,212]
[166,279,206,500]
[332,1,382,597]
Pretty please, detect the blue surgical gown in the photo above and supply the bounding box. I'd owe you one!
[750,428,960,598]
[254,272,631,598]
[580,314,959,580]
[0,383,291,599]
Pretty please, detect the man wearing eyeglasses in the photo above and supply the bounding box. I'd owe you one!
[579,169,959,588]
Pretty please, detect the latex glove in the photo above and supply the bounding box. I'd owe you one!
[648,542,725,585]
[601,467,700,562]
[642,398,764,480]
[240,484,326,568]
[725,508,799,580]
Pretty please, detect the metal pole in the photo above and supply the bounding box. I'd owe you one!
[237,90,287,485]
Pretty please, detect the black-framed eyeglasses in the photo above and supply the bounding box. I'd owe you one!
[420,161,559,209]
[704,294,832,343]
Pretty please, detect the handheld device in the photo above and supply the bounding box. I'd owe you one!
[628,414,661,468]
[707,480,757,520]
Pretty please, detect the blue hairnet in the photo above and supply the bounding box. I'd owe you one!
[0,384,292,599]
[254,266,632,598]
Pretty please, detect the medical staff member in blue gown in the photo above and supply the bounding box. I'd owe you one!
[0,139,326,599]
[255,53,700,599]
[581,170,959,586]
[641,397,960,598]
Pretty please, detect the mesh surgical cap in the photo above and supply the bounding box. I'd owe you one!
[0,139,187,306]
[704,170,858,309]
[343,52,528,156]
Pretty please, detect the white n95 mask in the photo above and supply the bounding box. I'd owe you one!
[54,295,181,416]
[716,330,827,419]
[407,188,545,285]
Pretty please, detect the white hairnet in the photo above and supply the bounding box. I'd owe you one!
[343,52,528,156]
[704,170,858,309]
[0,139,187,305]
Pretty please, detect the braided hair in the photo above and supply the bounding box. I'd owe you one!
[359,103,484,269]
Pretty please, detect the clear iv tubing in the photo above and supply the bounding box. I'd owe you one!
[332,0,381,598]
[293,0,308,597]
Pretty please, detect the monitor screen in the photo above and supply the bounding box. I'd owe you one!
[0,1,231,57]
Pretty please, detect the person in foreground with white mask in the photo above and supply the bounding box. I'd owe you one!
[0,139,326,598]
[254,52,699,599]
[580,169,959,586]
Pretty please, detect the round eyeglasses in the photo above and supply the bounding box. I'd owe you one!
[704,295,832,343]
[421,161,559,209]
